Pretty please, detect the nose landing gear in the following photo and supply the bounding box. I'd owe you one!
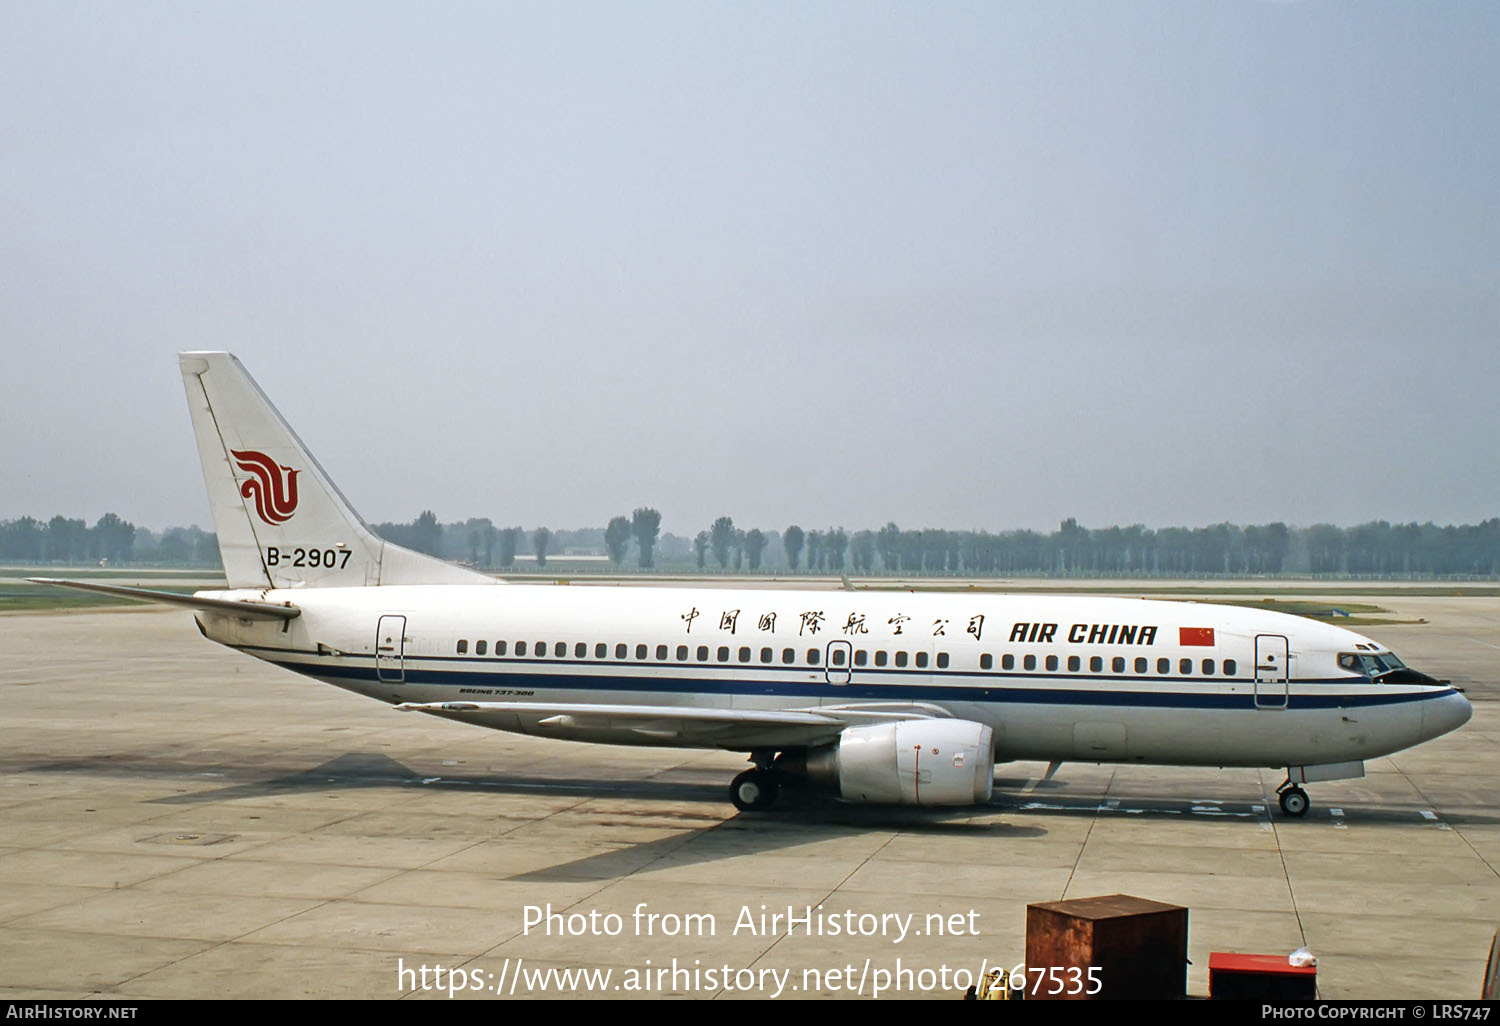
[1276,779,1310,817]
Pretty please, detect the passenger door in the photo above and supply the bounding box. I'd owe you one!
[376,615,407,684]
[1254,634,1289,709]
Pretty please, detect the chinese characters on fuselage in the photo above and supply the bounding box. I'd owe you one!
[678,610,1158,645]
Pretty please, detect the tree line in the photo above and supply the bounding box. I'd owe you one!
[372,512,1500,577]
[754,517,1500,576]
[0,513,217,566]
[4,510,1499,577]
[372,508,667,569]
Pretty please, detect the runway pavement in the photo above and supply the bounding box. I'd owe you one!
[1,593,1496,1000]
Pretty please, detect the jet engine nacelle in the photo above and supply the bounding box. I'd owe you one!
[787,719,995,806]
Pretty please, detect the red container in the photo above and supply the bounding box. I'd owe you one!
[1209,952,1317,1000]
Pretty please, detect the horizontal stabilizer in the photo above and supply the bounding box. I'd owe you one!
[27,578,301,622]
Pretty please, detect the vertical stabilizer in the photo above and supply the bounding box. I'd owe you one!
[179,352,494,589]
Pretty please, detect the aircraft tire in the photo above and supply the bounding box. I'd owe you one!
[1279,786,1310,817]
[730,769,779,812]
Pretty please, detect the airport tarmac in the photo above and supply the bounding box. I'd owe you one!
[1,591,1497,1000]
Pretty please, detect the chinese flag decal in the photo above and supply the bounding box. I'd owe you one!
[1179,627,1215,647]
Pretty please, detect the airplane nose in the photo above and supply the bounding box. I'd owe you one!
[1423,690,1473,740]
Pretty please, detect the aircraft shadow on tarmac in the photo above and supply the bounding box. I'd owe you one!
[23,750,1054,876]
[20,750,1491,878]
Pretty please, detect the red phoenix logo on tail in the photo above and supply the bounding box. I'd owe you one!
[231,450,300,524]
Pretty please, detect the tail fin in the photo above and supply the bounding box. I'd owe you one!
[179,352,494,589]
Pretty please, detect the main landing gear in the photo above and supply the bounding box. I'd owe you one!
[729,750,781,812]
[729,769,780,812]
[1276,779,1310,818]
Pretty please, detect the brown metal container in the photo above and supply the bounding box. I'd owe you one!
[1025,894,1188,1000]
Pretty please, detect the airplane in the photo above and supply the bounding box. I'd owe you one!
[32,352,1472,818]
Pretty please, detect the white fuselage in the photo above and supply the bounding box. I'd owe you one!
[195,584,1471,771]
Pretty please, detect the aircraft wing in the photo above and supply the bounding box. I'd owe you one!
[27,578,301,622]
[395,700,853,746]
[394,700,952,747]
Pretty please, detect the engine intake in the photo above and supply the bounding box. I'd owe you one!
[780,719,995,806]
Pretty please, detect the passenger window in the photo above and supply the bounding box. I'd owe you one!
[979,653,992,670]
[1134,657,1147,674]
[854,650,868,667]
[896,651,909,668]
[878,651,891,667]
[456,640,468,654]
[1045,655,1058,671]
[1067,655,1080,672]
[782,648,795,664]
[497,641,507,656]
[915,652,929,668]
[475,640,487,656]
[697,645,709,661]
[717,646,730,662]
[575,642,586,658]
[1180,658,1192,675]
[1224,659,1237,676]
[831,649,846,666]
[516,641,527,656]
[1202,659,1215,675]
[808,648,821,665]
[555,642,566,657]
[1090,656,1102,672]
[635,644,646,660]
[594,643,605,658]
[616,643,627,659]
[1000,654,1014,670]
[937,652,949,669]
[656,644,667,660]
[1157,658,1169,674]
[761,647,773,663]
[676,645,688,660]
[1023,654,1036,671]
[738,647,751,663]
[535,642,546,657]
[1112,657,1125,673]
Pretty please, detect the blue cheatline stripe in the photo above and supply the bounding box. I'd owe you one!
[253,652,1446,712]
[234,641,1363,686]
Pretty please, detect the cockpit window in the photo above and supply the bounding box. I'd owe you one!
[1338,650,1436,684]
[1338,651,1404,675]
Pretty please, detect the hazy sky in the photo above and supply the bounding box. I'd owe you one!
[3,2,1496,537]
